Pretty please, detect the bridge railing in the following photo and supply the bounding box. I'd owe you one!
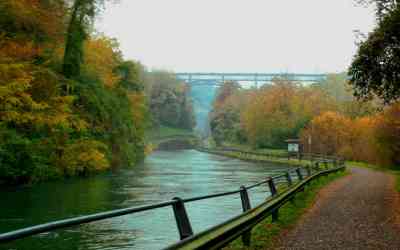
[0,151,345,249]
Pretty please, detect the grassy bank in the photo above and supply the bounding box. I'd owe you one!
[145,126,198,151]
[224,170,348,250]
[199,147,312,168]
[146,126,195,141]
[219,143,288,157]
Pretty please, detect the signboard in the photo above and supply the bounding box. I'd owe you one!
[288,143,299,153]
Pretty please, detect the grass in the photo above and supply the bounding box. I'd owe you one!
[201,148,312,168]
[223,170,348,250]
[221,143,288,157]
[347,160,400,192]
[145,125,197,145]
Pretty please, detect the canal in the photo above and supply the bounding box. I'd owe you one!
[0,149,289,250]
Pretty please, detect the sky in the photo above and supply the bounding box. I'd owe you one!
[96,0,376,74]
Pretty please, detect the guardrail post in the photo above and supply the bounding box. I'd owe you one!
[267,178,279,222]
[240,186,252,246]
[296,168,303,181]
[172,197,193,240]
[285,172,292,186]
[306,166,311,176]
[267,177,277,196]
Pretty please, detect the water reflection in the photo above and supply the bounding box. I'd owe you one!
[0,150,288,250]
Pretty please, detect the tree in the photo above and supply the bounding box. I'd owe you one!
[209,81,245,145]
[356,0,398,20]
[374,102,400,166]
[146,70,195,130]
[240,79,336,148]
[300,112,350,156]
[83,36,122,88]
[349,3,400,104]
[63,0,107,79]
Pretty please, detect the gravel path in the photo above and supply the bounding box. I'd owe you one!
[274,167,400,250]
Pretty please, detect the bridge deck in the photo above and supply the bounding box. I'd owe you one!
[175,72,327,86]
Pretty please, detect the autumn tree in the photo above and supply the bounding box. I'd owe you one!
[241,79,337,148]
[314,73,378,118]
[374,103,400,166]
[300,112,350,156]
[0,0,148,184]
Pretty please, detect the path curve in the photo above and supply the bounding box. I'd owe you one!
[274,167,400,250]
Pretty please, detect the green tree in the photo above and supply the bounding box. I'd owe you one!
[349,3,400,103]
[146,70,195,130]
[63,0,106,79]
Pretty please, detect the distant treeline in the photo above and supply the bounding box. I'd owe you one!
[208,75,400,167]
[144,71,195,131]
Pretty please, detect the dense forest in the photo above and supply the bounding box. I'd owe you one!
[0,0,195,185]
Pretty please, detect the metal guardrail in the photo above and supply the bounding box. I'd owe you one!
[165,165,345,250]
[0,150,345,249]
[197,147,342,165]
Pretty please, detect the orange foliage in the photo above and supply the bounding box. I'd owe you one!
[83,36,122,88]
[301,111,350,156]
[128,92,146,128]
[300,107,399,166]
[241,80,337,147]
[0,38,41,62]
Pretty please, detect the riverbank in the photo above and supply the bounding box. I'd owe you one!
[224,170,348,250]
[145,126,199,151]
[196,147,311,168]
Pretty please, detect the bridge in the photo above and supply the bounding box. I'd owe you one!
[175,72,328,87]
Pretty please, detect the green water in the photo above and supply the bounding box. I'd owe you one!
[0,150,289,250]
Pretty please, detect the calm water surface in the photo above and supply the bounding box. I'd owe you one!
[0,150,289,250]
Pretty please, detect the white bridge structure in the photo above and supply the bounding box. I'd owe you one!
[175,72,327,87]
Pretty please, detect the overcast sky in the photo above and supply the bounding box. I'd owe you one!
[96,0,376,73]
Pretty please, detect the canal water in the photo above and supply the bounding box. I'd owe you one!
[0,150,289,250]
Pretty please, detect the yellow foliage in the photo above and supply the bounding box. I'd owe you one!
[301,111,378,163]
[128,92,146,124]
[58,139,110,176]
[0,62,87,130]
[301,111,350,156]
[83,36,121,88]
